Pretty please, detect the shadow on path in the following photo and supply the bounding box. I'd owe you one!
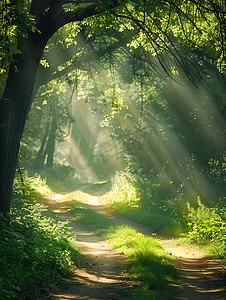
[44,196,136,300]
[43,190,226,300]
[173,256,226,300]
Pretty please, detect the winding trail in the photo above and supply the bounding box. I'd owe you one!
[43,191,226,300]
[45,193,134,300]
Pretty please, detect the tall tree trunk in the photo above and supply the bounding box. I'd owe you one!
[0,32,47,214]
[31,117,51,172]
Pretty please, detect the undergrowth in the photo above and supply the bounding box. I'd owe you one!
[13,172,52,199]
[185,197,226,258]
[102,172,141,212]
[101,171,174,232]
[101,170,226,260]
[39,164,84,193]
[0,175,80,300]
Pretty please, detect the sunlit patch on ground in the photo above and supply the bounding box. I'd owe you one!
[45,191,226,300]
[45,192,133,300]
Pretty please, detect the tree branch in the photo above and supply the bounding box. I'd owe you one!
[36,35,129,87]
[38,0,120,40]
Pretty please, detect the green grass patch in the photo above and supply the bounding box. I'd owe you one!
[71,199,178,299]
[121,207,171,232]
[108,226,178,299]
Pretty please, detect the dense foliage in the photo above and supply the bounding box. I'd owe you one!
[1,0,226,212]
[0,176,80,300]
[103,167,226,260]
[186,197,226,257]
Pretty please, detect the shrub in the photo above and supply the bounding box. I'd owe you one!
[185,197,226,258]
[13,172,51,199]
[139,178,176,211]
[0,196,80,300]
[102,172,141,211]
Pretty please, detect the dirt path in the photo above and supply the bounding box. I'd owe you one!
[161,238,226,300]
[44,192,226,300]
[45,193,134,300]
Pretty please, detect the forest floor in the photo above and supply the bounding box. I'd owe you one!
[42,185,226,300]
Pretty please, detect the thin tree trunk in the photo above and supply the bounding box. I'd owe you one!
[46,118,57,169]
[31,117,51,171]
[17,161,26,197]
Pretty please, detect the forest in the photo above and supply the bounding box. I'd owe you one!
[1,0,226,299]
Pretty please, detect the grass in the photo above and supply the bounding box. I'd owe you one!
[68,198,178,299]
[120,207,171,232]
[108,226,178,300]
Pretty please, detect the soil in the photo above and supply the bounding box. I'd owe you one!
[42,189,226,300]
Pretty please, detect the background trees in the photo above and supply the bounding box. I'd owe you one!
[1,0,226,214]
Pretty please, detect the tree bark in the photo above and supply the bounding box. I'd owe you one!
[0,32,47,214]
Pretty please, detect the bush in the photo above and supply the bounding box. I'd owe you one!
[185,197,226,258]
[139,178,176,211]
[13,172,51,199]
[102,172,141,211]
[0,196,80,300]
[38,164,83,193]
[102,169,178,232]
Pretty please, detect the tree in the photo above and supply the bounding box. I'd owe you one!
[98,42,226,197]
[0,0,121,214]
[28,27,130,176]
